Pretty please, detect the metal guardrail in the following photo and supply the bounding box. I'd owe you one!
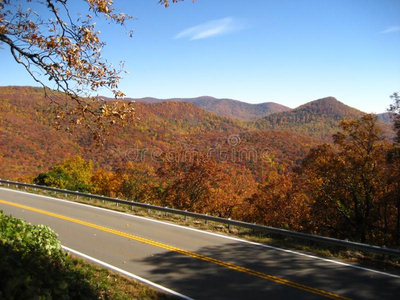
[1,178,400,257]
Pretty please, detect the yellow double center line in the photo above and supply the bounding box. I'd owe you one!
[0,199,349,299]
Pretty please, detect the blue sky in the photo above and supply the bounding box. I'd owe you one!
[1,0,399,113]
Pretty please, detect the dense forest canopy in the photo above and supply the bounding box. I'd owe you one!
[1,86,399,248]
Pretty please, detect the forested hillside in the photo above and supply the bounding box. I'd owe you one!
[0,86,316,180]
[0,86,81,178]
[253,97,365,140]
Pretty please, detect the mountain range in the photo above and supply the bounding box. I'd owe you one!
[129,94,392,140]
[129,96,290,120]
[0,86,394,180]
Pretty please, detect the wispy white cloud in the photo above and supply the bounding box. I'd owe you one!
[174,17,241,40]
[380,26,400,34]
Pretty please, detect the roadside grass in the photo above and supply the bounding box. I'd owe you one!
[3,183,400,276]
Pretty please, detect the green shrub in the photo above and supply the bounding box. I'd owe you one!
[0,211,98,299]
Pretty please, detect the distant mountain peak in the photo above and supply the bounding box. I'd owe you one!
[298,97,343,108]
[254,96,365,140]
[293,97,363,118]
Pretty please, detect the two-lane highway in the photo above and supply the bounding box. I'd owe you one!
[0,187,399,299]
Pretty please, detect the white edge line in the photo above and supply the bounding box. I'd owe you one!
[2,187,400,279]
[61,245,194,300]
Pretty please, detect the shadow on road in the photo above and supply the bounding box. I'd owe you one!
[133,241,400,300]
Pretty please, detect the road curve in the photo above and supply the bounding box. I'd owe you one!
[0,188,399,299]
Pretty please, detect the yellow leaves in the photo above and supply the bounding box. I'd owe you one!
[114,91,126,99]
[0,24,8,34]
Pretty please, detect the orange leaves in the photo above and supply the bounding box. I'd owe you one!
[298,115,400,245]
[91,162,160,203]
[155,151,257,218]
[159,0,179,8]
[91,169,122,198]
[244,170,310,231]
[86,0,132,25]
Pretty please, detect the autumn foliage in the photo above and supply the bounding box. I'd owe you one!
[297,115,399,245]
[2,86,400,248]
[0,0,136,140]
[30,114,400,248]
[244,170,310,231]
[34,156,93,192]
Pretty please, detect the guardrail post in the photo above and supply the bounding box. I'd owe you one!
[165,207,169,217]
[116,198,119,207]
[228,218,232,231]
[131,201,134,210]
[147,204,150,214]
[205,214,208,225]
[184,210,188,221]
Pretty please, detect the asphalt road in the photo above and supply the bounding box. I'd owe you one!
[0,187,399,299]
